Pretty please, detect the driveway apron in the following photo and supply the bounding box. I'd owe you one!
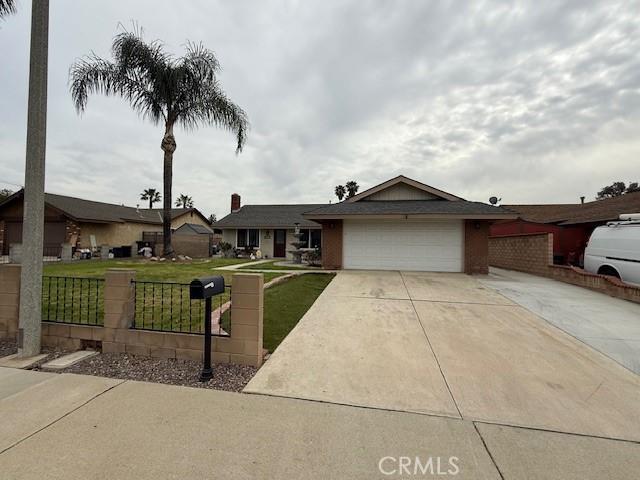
[246,270,640,442]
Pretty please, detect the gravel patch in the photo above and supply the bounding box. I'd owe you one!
[0,339,69,367]
[59,352,257,392]
[0,338,17,358]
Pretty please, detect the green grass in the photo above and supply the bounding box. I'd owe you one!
[41,258,283,332]
[263,273,335,352]
[238,260,322,271]
[42,276,105,325]
[43,257,247,282]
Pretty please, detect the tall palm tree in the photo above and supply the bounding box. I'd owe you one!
[69,28,248,256]
[345,180,359,198]
[0,0,16,18]
[175,193,193,208]
[334,185,346,201]
[140,188,161,209]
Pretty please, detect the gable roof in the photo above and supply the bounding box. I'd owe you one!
[304,200,514,219]
[504,191,640,226]
[0,189,203,225]
[345,175,463,202]
[174,223,214,234]
[214,204,324,229]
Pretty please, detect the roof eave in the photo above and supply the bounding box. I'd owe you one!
[303,213,518,220]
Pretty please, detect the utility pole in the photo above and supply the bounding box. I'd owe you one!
[18,0,49,357]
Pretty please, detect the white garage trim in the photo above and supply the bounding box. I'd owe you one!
[343,219,464,272]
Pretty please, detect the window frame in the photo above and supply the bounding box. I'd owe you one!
[297,228,321,249]
[237,228,260,248]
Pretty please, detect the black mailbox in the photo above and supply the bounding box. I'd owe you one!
[190,275,226,383]
[190,276,225,299]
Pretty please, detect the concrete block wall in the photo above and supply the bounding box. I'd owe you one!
[488,233,640,304]
[0,264,20,339]
[488,232,553,276]
[0,267,265,366]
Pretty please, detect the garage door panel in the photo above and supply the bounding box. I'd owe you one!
[343,219,463,272]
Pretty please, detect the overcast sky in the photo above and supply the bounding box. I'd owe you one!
[1,0,640,218]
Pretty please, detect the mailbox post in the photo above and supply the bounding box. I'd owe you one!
[190,275,225,382]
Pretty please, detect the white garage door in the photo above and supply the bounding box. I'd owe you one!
[343,219,464,272]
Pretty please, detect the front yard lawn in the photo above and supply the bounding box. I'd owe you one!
[43,258,282,284]
[263,273,335,352]
[238,260,322,271]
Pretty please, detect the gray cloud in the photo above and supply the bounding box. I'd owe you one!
[1,0,640,217]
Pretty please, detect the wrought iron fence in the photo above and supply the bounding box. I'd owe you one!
[132,281,231,336]
[42,276,104,325]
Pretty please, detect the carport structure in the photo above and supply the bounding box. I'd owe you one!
[246,270,640,445]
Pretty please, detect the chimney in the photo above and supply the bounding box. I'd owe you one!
[231,193,241,212]
[580,196,585,204]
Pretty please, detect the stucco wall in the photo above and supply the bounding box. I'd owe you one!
[222,229,236,246]
[320,220,343,269]
[171,211,210,230]
[464,220,490,274]
[78,222,161,248]
[261,229,274,257]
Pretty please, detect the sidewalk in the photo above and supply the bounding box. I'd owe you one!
[1,367,639,479]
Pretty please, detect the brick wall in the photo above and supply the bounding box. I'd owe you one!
[0,267,264,366]
[464,220,490,274]
[488,233,553,276]
[320,220,343,269]
[488,233,640,304]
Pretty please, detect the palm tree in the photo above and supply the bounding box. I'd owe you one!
[0,0,16,18]
[69,28,248,256]
[175,193,194,208]
[334,185,346,201]
[345,180,359,198]
[140,188,161,209]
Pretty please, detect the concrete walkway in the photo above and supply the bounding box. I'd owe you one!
[246,270,640,443]
[480,267,640,374]
[2,368,640,479]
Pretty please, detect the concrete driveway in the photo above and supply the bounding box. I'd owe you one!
[246,270,640,442]
[480,267,640,374]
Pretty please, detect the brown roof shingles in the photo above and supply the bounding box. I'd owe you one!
[505,191,640,225]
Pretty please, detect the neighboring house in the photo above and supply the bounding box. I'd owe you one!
[216,176,514,272]
[493,191,640,264]
[0,190,210,257]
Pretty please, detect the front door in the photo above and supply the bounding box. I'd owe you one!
[273,229,287,258]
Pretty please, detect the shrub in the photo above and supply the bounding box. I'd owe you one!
[219,242,235,258]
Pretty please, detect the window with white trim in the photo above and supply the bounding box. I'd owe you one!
[237,229,260,248]
[297,229,321,249]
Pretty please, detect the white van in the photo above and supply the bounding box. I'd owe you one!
[584,213,640,286]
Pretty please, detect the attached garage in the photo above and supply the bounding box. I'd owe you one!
[1,221,66,256]
[304,175,516,274]
[343,219,463,271]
